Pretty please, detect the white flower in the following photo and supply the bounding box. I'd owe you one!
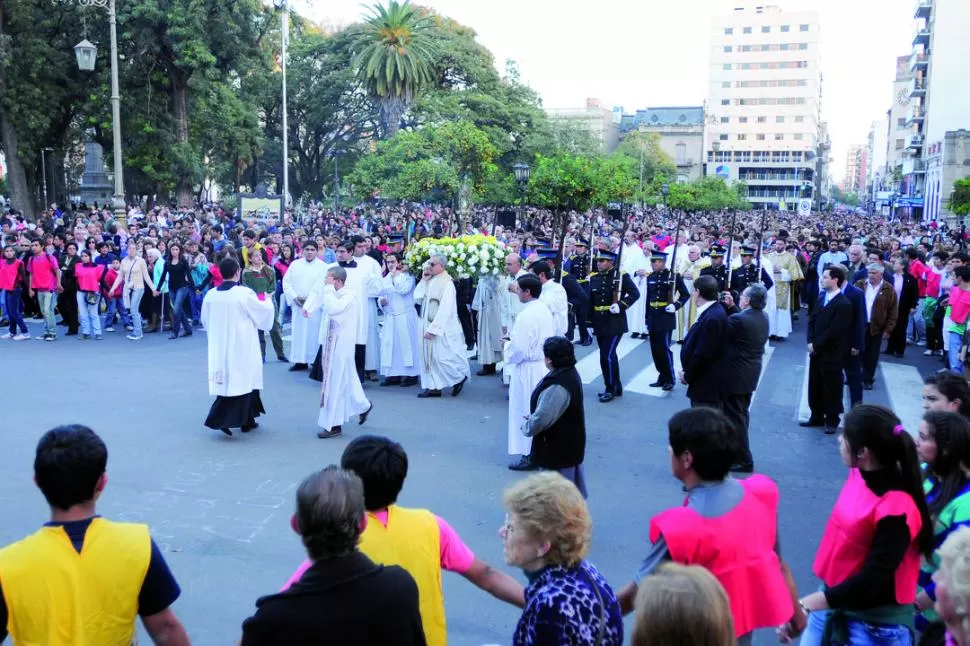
[492,267,499,275]
[480,249,490,260]
[457,243,465,252]
[468,255,478,265]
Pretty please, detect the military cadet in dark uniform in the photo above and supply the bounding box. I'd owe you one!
[563,239,592,346]
[645,249,690,391]
[700,245,729,292]
[729,246,774,294]
[585,249,640,403]
[564,238,591,283]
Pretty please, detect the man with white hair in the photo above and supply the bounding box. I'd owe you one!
[844,244,867,285]
[414,254,470,398]
[676,245,709,342]
[854,262,898,391]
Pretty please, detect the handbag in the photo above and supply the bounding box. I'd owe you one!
[84,291,99,305]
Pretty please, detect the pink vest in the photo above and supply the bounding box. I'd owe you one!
[28,253,57,290]
[649,475,793,636]
[0,259,23,291]
[75,263,102,292]
[813,468,921,603]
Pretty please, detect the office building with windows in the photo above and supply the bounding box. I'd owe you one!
[705,4,822,210]
[619,107,705,182]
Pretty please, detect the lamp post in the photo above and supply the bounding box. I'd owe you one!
[273,0,290,209]
[661,182,670,211]
[72,0,126,227]
[513,161,530,229]
[40,147,53,211]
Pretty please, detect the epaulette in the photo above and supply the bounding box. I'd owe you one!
[589,272,598,277]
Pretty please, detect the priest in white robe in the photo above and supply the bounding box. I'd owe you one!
[201,256,275,436]
[506,274,556,470]
[302,265,372,440]
[501,254,529,385]
[377,252,421,386]
[281,242,328,370]
[471,273,504,376]
[528,257,568,336]
[621,238,648,338]
[353,235,383,379]
[414,254,470,398]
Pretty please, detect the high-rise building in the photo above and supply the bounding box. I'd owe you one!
[705,3,822,211]
[887,55,914,190]
[546,98,620,153]
[868,117,889,196]
[844,144,867,194]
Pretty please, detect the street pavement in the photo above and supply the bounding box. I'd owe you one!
[0,309,943,645]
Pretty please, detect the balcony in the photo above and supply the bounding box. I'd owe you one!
[914,0,932,19]
[909,134,925,150]
[676,159,695,168]
[902,157,926,175]
[906,108,926,127]
[910,50,929,72]
[913,23,931,45]
[910,77,927,98]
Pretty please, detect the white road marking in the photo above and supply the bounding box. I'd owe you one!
[749,345,775,407]
[797,351,811,422]
[575,336,642,384]
[879,362,925,438]
[626,351,683,397]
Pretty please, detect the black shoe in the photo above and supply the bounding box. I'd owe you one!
[380,377,402,387]
[182,330,193,337]
[662,382,675,392]
[598,392,615,403]
[168,333,179,340]
[476,364,496,376]
[824,425,838,435]
[65,330,78,337]
[400,376,419,387]
[241,422,259,433]
[799,419,824,428]
[317,426,342,439]
[730,463,754,473]
[451,376,468,397]
[578,338,593,346]
[417,389,442,398]
[219,428,233,437]
[631,333,640,339]
[466,342,475,352]
[614,387,623,397]
[289,363,308,372]
[508,456,538,471]
[894,352,904,358]
[358,403,373,425]
[862,382,874,391]
[277,355,288,362]
[649,380,663,388]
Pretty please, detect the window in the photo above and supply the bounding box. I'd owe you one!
[757,134,766,140]
[896,139,905,150]
[798,43,808,50]
[794,116,805,123]
[761,26,770,33]
[720,116,730,123]
[675,143,687,165]
[723,45,732,53]
[793,133,804,140]
[743,26,752,34]
[776,116,785,123]
[781,24,790,32]
[740,45,752,52]
[722,81,731,88]
[775,134,784,140]
[739,116,748,123]
[725,27,733,35]
[898,118,906,127]
[780,43,790,50]
[721,99,730,106]
[738,134,747,141]
[757,116,767,123]
[723,63,732,70]
[719,134,729,141]
[800,24,809,31]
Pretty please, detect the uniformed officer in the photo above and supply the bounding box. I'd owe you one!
[645,249,690,391]
[729,246,774,294]
[585,249,640,403]
[700,245,729,292]
[565,238,591,283]
[562,239,592,345]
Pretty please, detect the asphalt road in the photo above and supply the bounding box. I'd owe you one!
[0,311,939,645]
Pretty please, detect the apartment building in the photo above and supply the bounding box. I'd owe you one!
[619,107,705,182]
[546,98,620,154]
[844,144,867,194]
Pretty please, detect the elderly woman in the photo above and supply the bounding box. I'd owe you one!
[501,472,622,646]
[931,526,970,645]
[520,336,588,498]
[632,563,734,646]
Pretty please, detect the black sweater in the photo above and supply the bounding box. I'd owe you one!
[157,259,194,291]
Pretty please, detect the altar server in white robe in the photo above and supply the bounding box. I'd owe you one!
[281,242,328,370]
[414,254,470,398]
[506,274,557,471]
[302,265,372,440]
[501,253,529,384]
[352,235,383,379]
[621,235,649,338]
[472,273,505,376]
[202,256,275,436]
[377,252,421,386]
[528,257,568,336]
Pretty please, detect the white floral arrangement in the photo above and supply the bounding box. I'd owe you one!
[404,235,508,280]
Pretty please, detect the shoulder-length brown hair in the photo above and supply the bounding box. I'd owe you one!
[632,563,734,646]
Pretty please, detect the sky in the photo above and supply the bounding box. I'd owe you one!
[298,0,918,183]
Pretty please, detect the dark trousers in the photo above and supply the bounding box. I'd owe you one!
[648,329,675,385]
[58,287,79,333]
[258,302,286,361]
[861,332,883,385]
[808,355,843,426]
[5,289,28,334]
[928,303,945,352]
[722,392,753,466]
[567,301,591,342]
[843,353,863,407]
[457,303,475,347]
[597,333,622,394]
[886,309,911,355]
[690,399,722,409]
[355,344,366,382]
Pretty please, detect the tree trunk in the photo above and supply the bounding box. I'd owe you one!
[379,96,406,139]
[0,111,32,217]
[171,70,193,208]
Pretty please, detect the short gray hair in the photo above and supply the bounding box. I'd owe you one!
[295,466,365,561]
[743,283,767,310]
[867,262,885,274]
[430,253,448,269]
[327,266,347,283]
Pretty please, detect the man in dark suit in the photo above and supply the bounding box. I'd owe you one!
[801,265,854,434]
[719,283,770,473]
[240,467,425,645]
[840,276,867,409]
[679,275,727,408]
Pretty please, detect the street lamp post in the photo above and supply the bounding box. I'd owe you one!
[40,147,53,210]
[72,0,126,227]
[513,161,530,230]
[661,182,670,211]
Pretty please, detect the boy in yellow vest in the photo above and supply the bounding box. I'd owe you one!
[0,424,189,645]
[282,435,525,646]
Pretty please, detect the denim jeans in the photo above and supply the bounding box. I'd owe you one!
[949,331,965,374]
[101,296,119,330]
[799,610,912,645]
[909,298,926,342]
[76,292,102,336]
[127,288,145,337]
[37,290,56,336]
[3,289,28,334]
[170,286,193,335]
[191,289,203,323]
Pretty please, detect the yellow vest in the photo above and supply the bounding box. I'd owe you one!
[0,518,151,645]
[359,506,447,646]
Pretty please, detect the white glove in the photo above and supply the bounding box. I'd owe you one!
[609,303,621,314]
[665,304,677,313]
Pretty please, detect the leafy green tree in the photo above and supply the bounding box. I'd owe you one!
[353,1,437,138]
[665,176,749,211]
[950,177,970,216]
[614,131,677,203]
[831,185,861,207]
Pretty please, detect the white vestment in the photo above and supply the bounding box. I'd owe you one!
[500,269,529,384]
[539,280,569,337]
[472,275,504,366]
[311,285,370,430]
[201,284,275,397]
[622,243,648,334]
[415,271,471,390]
[506,299,556,456]
[378,272,421,377]
[355,254,383,371]
[281,257,329,363]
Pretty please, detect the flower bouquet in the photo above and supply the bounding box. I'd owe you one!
[404,235,508,280]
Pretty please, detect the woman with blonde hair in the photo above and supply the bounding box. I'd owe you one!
[933,526,970,645]
[500,472,622,645]
[632,563,734,646]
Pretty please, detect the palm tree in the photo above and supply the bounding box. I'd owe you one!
[353,1,437,138]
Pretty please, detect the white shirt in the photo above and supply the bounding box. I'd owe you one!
[864,281,883,322]
[695,300,715,318]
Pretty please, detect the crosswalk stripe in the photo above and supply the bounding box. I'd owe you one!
[797,352,811,422]
[749,345,775,407]
[626,350,683,397]
[576,336,640,384]
[880,362,924,438]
